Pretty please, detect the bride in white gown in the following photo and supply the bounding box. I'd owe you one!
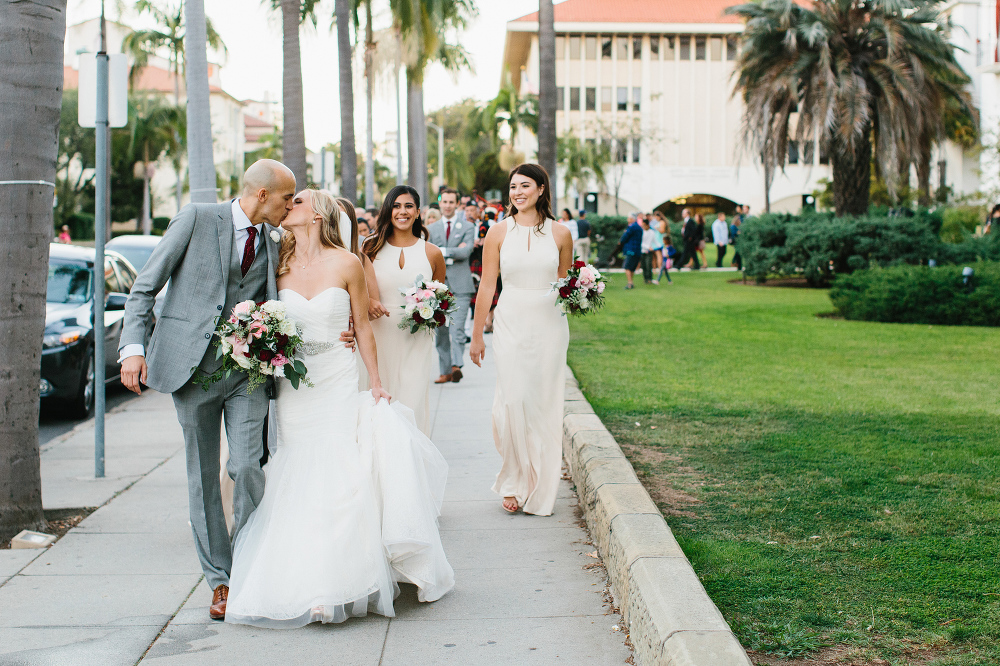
[225,189,454,629]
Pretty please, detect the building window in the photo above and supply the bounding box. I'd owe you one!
[632,87,641,112]
[602,36,612,59]
[556,35,565,58]
[788,140,799,165]
[585,35,597,59]
[680,36,690,60]
[601,86,612,111]
[617,87,628,111]
[569,87,581,111]
[556,87,564,110]
[710,37,722,61]
[664,36,675,60]
[617,36,629,60]
[819,143,829,165]
[615,140,628,163]
[585,87,596,111]
[650,35,659,57]
[632,138,641,163]
[569,35,581,60]
[633,36,642,59]
[726,36,737,61]
[695,36,706,60]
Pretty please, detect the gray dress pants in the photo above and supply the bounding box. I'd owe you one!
[435,294,473,375]
[172,368,268,590]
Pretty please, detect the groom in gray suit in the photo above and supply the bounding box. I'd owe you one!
[427,188,476,383]
[118,160,352,620]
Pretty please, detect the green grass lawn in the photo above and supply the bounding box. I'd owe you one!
[568,272,1000,665]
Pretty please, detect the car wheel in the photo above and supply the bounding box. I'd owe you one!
[67,353,95,419]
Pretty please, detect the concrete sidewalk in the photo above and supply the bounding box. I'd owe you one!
[0,338,631,665]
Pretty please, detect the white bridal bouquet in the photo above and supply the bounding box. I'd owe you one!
[398,275,458,333]
[552,260,607,315]
[191,299,311,393]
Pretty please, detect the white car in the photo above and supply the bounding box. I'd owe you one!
[105,235,166,318]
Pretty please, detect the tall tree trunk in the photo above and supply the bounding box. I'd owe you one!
[0,0,67,540]
[173,50,182,212]
[364,0,375,207]
[184,0,216,203]
[335,0,357,203]
[832,126,872,217]
[916,133,932,208]
[406,70,427,205]
[537,0,557,212]
[280,0,307,189]
[141,144,152,234]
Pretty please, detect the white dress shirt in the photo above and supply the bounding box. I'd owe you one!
[440,213,460,256]
[119,199,262,362]
[711,219,730,246]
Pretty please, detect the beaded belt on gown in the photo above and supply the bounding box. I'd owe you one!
[298,340,337,355]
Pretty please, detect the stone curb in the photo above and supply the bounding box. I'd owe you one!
[563,369,752,666]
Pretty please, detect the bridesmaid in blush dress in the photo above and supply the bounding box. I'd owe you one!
[361,185,446,435]
[470,164,574,516]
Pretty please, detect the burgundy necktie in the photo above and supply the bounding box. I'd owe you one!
[241,227,257,277]
[446,220,452,241]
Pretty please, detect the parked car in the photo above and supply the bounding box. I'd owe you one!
[41,244,137,417]
[106,234,164,317]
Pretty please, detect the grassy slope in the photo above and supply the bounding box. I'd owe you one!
[568,272,1000,664]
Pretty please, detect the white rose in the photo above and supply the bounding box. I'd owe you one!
[280,319,296,335]
[260,362,273,375]
[269,229,281,243]
[261,300,285,316]
[418,305,434,319]
[234,353,252,369]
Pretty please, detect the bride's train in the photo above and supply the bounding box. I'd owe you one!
[225,288,453,628]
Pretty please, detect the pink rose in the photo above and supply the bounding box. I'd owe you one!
[248,321,268,339]
[271,354,291,367]
[596,281,606,294]
[228,314,238,325]
[233,301,254,318]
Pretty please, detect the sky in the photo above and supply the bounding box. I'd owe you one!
[66,0,546,153]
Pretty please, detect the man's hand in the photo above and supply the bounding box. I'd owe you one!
[340,316,357,351]
[121,356,148,395]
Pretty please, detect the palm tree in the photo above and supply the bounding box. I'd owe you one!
[537,0,556,208]
[482,77,538,149]
[336,0,358,202]
[727,0,971,216]
[557,134,608,211]
[183,0,216,203]
[123,0,225,208]
[129,96,184,233]
[0,0,67,539]
[391,0,475,202]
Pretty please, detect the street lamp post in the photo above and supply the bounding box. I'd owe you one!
[427,121,444,194]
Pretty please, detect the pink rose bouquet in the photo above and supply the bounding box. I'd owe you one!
[191,299,311,393]
[399,275,458,334]
[551,260,607,316]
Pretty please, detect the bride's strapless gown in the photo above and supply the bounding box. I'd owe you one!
[225,287,454,629]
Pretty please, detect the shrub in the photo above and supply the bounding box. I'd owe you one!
[829,261,1000,326]
[589,215,684,266]
[152,216,170,236]
[740,211,944,286]
[940,205,985,243]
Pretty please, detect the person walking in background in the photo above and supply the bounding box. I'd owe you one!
[617,213,643,289]
[691,213,707,268]
[424,207,442,229]
[575,209,591,262]
[639,215,655,285]
[679,208,700,270]
[427,188,475,384]
[469,163,573,516]
[984,204,1000,234]
[648,213,664,284]
[654,211,673,284]
[712,212,729,268]
[558,208,579,243]
[469,201,501,334]
[57,225,72,244]
[729,213,742,271]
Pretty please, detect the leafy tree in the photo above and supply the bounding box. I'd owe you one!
[129,95,184,233]
[557,133,609,211]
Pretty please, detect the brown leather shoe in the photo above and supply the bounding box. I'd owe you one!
[209,584,228,620]
[434,373,453,384]
[451,367,463,383]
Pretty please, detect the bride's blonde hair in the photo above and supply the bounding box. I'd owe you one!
[276,189,348,277]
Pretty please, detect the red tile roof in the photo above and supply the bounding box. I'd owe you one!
[64,66,79,90]
[513,0,743,25]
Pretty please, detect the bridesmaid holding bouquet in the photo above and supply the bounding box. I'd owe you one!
[469,164,573,516]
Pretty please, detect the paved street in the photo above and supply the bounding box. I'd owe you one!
[0,338,631,665]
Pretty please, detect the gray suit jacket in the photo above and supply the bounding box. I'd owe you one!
[427,214,476,295]
[119,201,280,394]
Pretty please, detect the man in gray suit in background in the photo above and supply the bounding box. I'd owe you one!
[118,160,352,621]
[427,188,476,383]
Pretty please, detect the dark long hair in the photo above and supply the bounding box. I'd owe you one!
[506,163,553,233]
[362,185,427,262]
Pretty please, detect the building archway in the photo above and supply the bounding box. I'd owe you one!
[655,193,739,221]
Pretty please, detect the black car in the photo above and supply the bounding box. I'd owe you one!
[41,244,137,417]
[106,234,165,318]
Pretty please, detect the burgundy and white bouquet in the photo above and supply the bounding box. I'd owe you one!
[191,299,311,393]
[399,275,458,334]
[552,260,607,315]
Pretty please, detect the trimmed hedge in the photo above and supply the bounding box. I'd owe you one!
[589,215,684,266]
[829,261,1000,326]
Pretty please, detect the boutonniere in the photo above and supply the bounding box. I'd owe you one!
[454,222,462,231]
[269,230,281,243]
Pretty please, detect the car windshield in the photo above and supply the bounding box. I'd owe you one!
[47,260,92,304]
[109,245,154,272]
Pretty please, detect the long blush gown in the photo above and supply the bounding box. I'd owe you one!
[365,239,436,435]
[225,287,454,628]
[491,219,569,516]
